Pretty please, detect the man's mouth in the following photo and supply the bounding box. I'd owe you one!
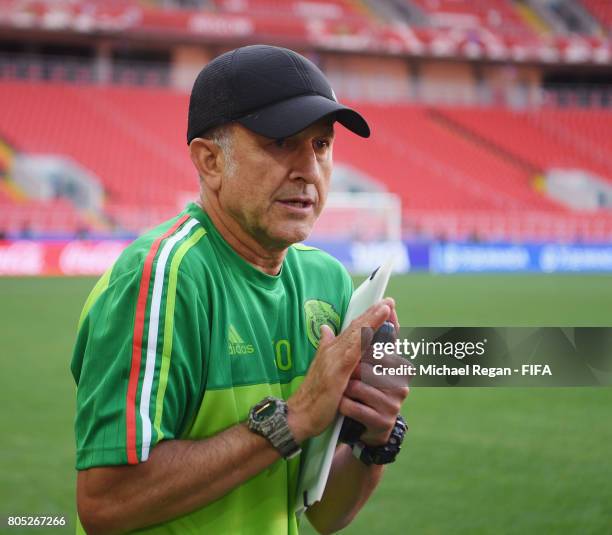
[277,197,315,211]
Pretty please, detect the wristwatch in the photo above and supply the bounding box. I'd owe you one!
[247,397,302,459]
[352,415,407,466]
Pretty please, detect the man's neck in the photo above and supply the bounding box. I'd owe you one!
[199,198,286,276]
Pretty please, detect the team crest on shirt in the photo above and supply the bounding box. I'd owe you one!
[304,300,340,349]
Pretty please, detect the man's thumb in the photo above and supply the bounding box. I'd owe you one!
[319,324,336,346]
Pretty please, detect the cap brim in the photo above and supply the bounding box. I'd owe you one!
[237,94,370,139]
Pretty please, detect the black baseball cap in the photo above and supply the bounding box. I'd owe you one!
[187,44,370,144]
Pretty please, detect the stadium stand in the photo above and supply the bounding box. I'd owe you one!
[2,79,611,241]
[438,107,612,183]
[407,209,612,242]
[335,104,554,211]
[409,0,535,38]
[0,81,193,232]
[581,0,612,31]
[1,0,609,62]
[212,0,374,23]
[0,197,83,235]
[0,0,610,242]
[527,109,612,173]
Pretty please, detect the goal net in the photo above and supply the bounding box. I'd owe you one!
[311,192,402,241]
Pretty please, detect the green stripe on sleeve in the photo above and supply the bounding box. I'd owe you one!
[77,267,113,331]
[153,227,207,441]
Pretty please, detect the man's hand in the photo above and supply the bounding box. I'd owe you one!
[340,378,409,446]
[340,306,409,447]
[287,298,394,442]
[303,305,409,534]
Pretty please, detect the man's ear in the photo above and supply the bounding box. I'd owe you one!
[189,138,223,192]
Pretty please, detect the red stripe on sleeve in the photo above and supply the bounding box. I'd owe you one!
[125,215,189,464]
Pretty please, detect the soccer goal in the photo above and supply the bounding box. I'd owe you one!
[312,191,402,241]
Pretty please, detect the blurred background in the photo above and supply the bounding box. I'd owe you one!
[0,0,611,533]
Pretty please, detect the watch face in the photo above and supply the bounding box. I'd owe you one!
[252,400,277,422]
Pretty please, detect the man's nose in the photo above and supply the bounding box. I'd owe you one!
[288,142,322,184]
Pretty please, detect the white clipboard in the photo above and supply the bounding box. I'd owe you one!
[295,258,394,515]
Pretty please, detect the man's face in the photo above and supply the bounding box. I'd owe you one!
[218,119,334,250]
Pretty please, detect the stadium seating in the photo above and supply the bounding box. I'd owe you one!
[212,0,373,23]
[438,107,612,183]
[1,81,612,240]
[0,81,194,221]
[0,196,83,235]
[335,103,561,210]
[409,0,535,38]
[581,0,612,30]
[0,184,15,204]
[0,0,608,64]
[529,109,612,174]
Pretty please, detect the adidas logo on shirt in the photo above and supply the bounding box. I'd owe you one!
[228,324,255,355]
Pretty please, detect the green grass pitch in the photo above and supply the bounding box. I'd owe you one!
[1,274,611,534]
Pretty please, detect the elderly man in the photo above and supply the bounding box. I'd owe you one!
[72,45,408,535]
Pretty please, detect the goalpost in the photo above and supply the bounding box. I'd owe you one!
[312,192,403,241]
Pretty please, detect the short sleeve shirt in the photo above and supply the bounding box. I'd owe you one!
[71,202,353,534]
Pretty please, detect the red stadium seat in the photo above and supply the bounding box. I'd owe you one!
[410,0,536,38]
[581,0,612,30]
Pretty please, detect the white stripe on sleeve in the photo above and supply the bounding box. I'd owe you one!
[140,218,199,461]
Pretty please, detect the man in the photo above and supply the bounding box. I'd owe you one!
[72,45,408,535]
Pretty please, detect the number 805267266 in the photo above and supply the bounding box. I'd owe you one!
[7,516,66,527]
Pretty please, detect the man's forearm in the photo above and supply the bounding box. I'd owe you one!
[306,444,384,534]
[78,423,281,535]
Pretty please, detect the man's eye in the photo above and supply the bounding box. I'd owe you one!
[274,138,286,148]
[314,139,330,150]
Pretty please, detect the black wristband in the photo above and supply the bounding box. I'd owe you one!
[352,415,407,466]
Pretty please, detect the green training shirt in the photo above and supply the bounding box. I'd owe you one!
[71,202,353,534]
